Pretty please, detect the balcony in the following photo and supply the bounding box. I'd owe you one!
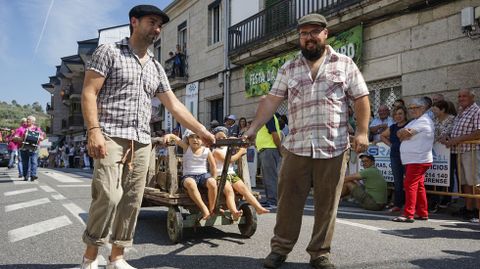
[164,54,188,89]
[46,103,54,115]
[68,113,84,130]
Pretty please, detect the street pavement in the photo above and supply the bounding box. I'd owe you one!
[0,166,479,269]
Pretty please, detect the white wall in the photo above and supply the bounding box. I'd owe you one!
[231,0,260,26]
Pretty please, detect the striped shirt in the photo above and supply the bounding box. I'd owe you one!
[269,46,369,159]
[87,38,171,144]
[451,103,480,153]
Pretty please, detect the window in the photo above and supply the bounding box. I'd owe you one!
[178,21,187,53]
[367,77,402,117]
[210,98,223,124]
[208,0,221,45]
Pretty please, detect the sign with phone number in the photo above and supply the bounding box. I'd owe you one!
[365,142,450,187]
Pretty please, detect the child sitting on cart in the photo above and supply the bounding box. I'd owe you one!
[212,126,270,218]
[164,130,218,220]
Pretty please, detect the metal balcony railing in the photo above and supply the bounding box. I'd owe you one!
[228,0,362,55]
[164,54,188,79]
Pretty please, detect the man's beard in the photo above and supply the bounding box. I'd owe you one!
[301,41,325,61]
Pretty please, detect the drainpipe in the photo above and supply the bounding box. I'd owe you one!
[223,0,231,118]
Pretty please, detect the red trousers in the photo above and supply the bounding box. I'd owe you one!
[403,163,432,218]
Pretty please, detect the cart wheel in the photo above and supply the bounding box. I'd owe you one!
[167,206,183,243]
[238,204,257,237]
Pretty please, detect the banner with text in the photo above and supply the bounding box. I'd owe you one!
[364,142,450,187]
[244,25,363,97]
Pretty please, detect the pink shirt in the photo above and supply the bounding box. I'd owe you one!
[14,125,44,148]
[269,46,369,159]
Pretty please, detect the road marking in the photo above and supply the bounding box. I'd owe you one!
[336,219,385,231]
[5,198,51,212]
[67,255,107,269]
[8,215,72,242]
[56,184,91,188]
[52,193,66,200]
[42,171,83,183]
[13,181,31,185]
[39,185,56,192]
[4,187,38,196]
[63,203,87,225]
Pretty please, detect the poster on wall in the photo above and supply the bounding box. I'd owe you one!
[244,25,363,97]
[365,142,450,187]
[185,82,199,119]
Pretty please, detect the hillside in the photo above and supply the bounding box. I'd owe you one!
[0,101,50,131]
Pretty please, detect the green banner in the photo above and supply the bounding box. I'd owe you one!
[244,25,363,97]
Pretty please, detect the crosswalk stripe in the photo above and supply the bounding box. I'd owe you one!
[42,171,83,183]
[39,185,56,192]
[57,184,91,188]
[8,215,72,242]
[5,198,51,212]
[52,194,66,200]
[13,181,32,185]
[4,188,38,196]
[63,203,87,225]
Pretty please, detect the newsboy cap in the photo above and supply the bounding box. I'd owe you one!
[297,13,327,28]
[129,5,170,24]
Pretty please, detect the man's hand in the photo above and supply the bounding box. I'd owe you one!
[352,133,369,154]
[241,128,257,146]
[88,129,107,159]
[197,128,215,147]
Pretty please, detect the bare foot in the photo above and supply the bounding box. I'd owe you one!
[256,207,270,214]
[232,210,243,221]
[200,208,211,220]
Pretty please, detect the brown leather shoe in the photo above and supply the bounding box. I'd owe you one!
[310,256,335,269]
[263,252,287,268]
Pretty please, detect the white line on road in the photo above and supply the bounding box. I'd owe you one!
[8,215,72,242]
[51,193,66,200]
[4,188,38,196]
[56,184,91,188]
[5,198,51,212]
[336,219,386,231]
[13,181,32,185]
[63,203,87,225]
[42,171,83,183]
[39,185,56,192]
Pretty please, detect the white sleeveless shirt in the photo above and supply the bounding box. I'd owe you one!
[182,146,210,175]
[214,147,235,175]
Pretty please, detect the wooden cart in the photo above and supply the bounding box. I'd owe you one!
[142,138,259,243]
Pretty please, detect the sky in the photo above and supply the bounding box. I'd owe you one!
[0,0,172,108]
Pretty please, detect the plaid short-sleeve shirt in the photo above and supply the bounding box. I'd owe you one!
[87,38,171,144]
[451,103,480,153]
[269,46,369,159]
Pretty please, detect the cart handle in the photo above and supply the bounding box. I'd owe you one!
[212,138,252,148]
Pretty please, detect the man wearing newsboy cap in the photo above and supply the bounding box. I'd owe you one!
[244,13,370,269]
[80,4,214,269]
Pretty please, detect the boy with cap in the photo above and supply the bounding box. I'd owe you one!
[80,4,214,269]
[243,12,370,269]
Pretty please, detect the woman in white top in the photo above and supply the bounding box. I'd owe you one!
[212,127,269,218]
[164,130,217,220]
[393,98,435,222]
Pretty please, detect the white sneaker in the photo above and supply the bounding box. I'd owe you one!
[106,259,136,269]
[80,257,98,269]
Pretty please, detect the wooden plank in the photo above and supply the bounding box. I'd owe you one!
[240,154,252,191]
[168,146,178,195]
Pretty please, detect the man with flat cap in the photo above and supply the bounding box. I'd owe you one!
[80,4,214,269]
[243,13,370,269]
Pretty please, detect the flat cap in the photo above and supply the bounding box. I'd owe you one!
[129,5,170,24]
[297,13,327,28]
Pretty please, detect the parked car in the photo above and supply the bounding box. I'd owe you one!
[0,143,9,167]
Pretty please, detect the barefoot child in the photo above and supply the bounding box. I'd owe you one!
[212,126,270,217]
[164,130,217,220]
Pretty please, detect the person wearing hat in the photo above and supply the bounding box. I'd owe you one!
[80,4,214,269]
[243,12,370,269]
[224,114,239,137]
[341,154,387,211]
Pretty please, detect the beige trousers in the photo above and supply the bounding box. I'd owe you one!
[82,136,151,248]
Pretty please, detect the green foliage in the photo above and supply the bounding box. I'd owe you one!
[0,102,49,131]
